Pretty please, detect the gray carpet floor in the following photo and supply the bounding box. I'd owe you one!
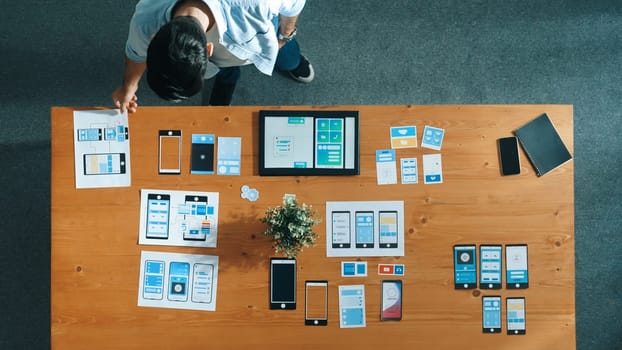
[1,1,620,348]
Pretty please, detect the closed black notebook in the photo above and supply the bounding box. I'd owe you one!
[514,113,572,176]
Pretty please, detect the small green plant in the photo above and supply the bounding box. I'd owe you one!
[260,195,321,259]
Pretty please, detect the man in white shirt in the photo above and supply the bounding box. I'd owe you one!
[112,0,313,112]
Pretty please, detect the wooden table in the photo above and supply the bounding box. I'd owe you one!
[51,105,575,349]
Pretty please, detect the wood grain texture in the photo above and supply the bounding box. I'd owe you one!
[51,105,575,349]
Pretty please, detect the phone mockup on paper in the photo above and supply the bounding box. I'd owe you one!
[506,244,529,289]
[506,297,526,335]
[145,194,170,239]
[142,260,165,300]
[191,263,214,303]
[331,211,351,248]
[83,153,126,175]
[182,195,209,241]
[77,128,102,141]
[454,245,477,289]
[381,280,402,321]
[159,130,182,174]
[482,296,502,333]
[355,211,375,248]
[480,245,502,289]
[305,280,328,326]
[270,258,297,310]
[498,137,521,176]
[378,211,398,248]
[168,261,190,302]
[191,134,215,174]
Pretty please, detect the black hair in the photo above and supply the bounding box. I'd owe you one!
[147,16,208,101]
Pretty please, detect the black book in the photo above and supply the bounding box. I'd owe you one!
[514,113,572,176]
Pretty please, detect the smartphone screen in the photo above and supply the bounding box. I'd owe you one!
[182,195,209,241]
[305,280,328,325]
[506,297,526,335]
[454,245,477,289]
[168,261,190,302]
[378,211,398,248]
[355,211,374,248]
[506,244,529,289]
[83,153,126,175]
[142,260,165,300]
[482,296,502,333]
[159,130,182,174]
[480,245,502,289]
[191,263,214,303]
[191,134,215,174]
[331,211,351,248]
[381,280,402,321]
[270,258,297,309]
[77,128,102,141]
[146,194,170,239]
[498,137,520,175]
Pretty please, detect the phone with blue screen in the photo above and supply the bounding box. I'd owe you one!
[480,245,502,289]
[145,194,170,239]
[355,211,374,248]
[168,261,190,302]
[482,296,502,333]
[453,245,477,289]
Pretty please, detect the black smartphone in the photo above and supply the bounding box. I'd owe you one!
[381,280,402,321]
[498,137,520,176]
[270,258,297,310]
[453,245,477,289]
[482,295,502,333]
[506,297,526,335]
[305,280,328,325]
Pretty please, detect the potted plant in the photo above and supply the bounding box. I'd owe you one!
[260,195,321,259]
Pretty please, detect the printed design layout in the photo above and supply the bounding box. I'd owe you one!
[73,109,130,188]
[326,201,405,257]
[139,189,219,248]
[339,285,366,328]
[138,251,219,311]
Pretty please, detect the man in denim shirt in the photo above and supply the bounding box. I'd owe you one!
[112,0,313,111]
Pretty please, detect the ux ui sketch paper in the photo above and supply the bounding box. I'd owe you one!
[138,251,219,311]
[339,285,366,328]
[73,109,130,189]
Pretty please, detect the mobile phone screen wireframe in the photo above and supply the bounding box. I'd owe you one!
[159,130,182,174]
[305,280,328,325]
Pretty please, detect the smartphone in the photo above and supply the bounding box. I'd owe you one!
[182,195,209,241]
[83,153,126,175]
[191,134,215,174]
[479,245,502,289]
[498,137,520,176]
[506,297,526,335]
[145,194,170,239]
[381,280,402,321]
[168,261,190,302]
[378,211,398,248]
[159,130,182,174]
[482,296,502,333]
[270,258,297,310]
[331,211,351,248]
[355,211,375,248]
[142,260,165,300]
[453,245,477,289]
[191,263,214,303]
[77,128,102,141]
[506,244,529,289]
[305,280,328,325]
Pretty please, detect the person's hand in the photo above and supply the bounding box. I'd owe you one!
[112,85,139,113]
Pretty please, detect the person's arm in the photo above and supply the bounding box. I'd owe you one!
[112,57,146,113]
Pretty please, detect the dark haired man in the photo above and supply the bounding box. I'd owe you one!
[112,0,313,112]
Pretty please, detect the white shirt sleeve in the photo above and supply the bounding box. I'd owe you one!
[278,0,305,17]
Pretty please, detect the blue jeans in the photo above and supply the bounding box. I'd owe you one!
[207,18,301,105]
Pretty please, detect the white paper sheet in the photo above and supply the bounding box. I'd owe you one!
[339,285,366,328]
[138,189,219,248]
[326,201,405,257]
[73,109,131,188]
[138,251,219,311]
